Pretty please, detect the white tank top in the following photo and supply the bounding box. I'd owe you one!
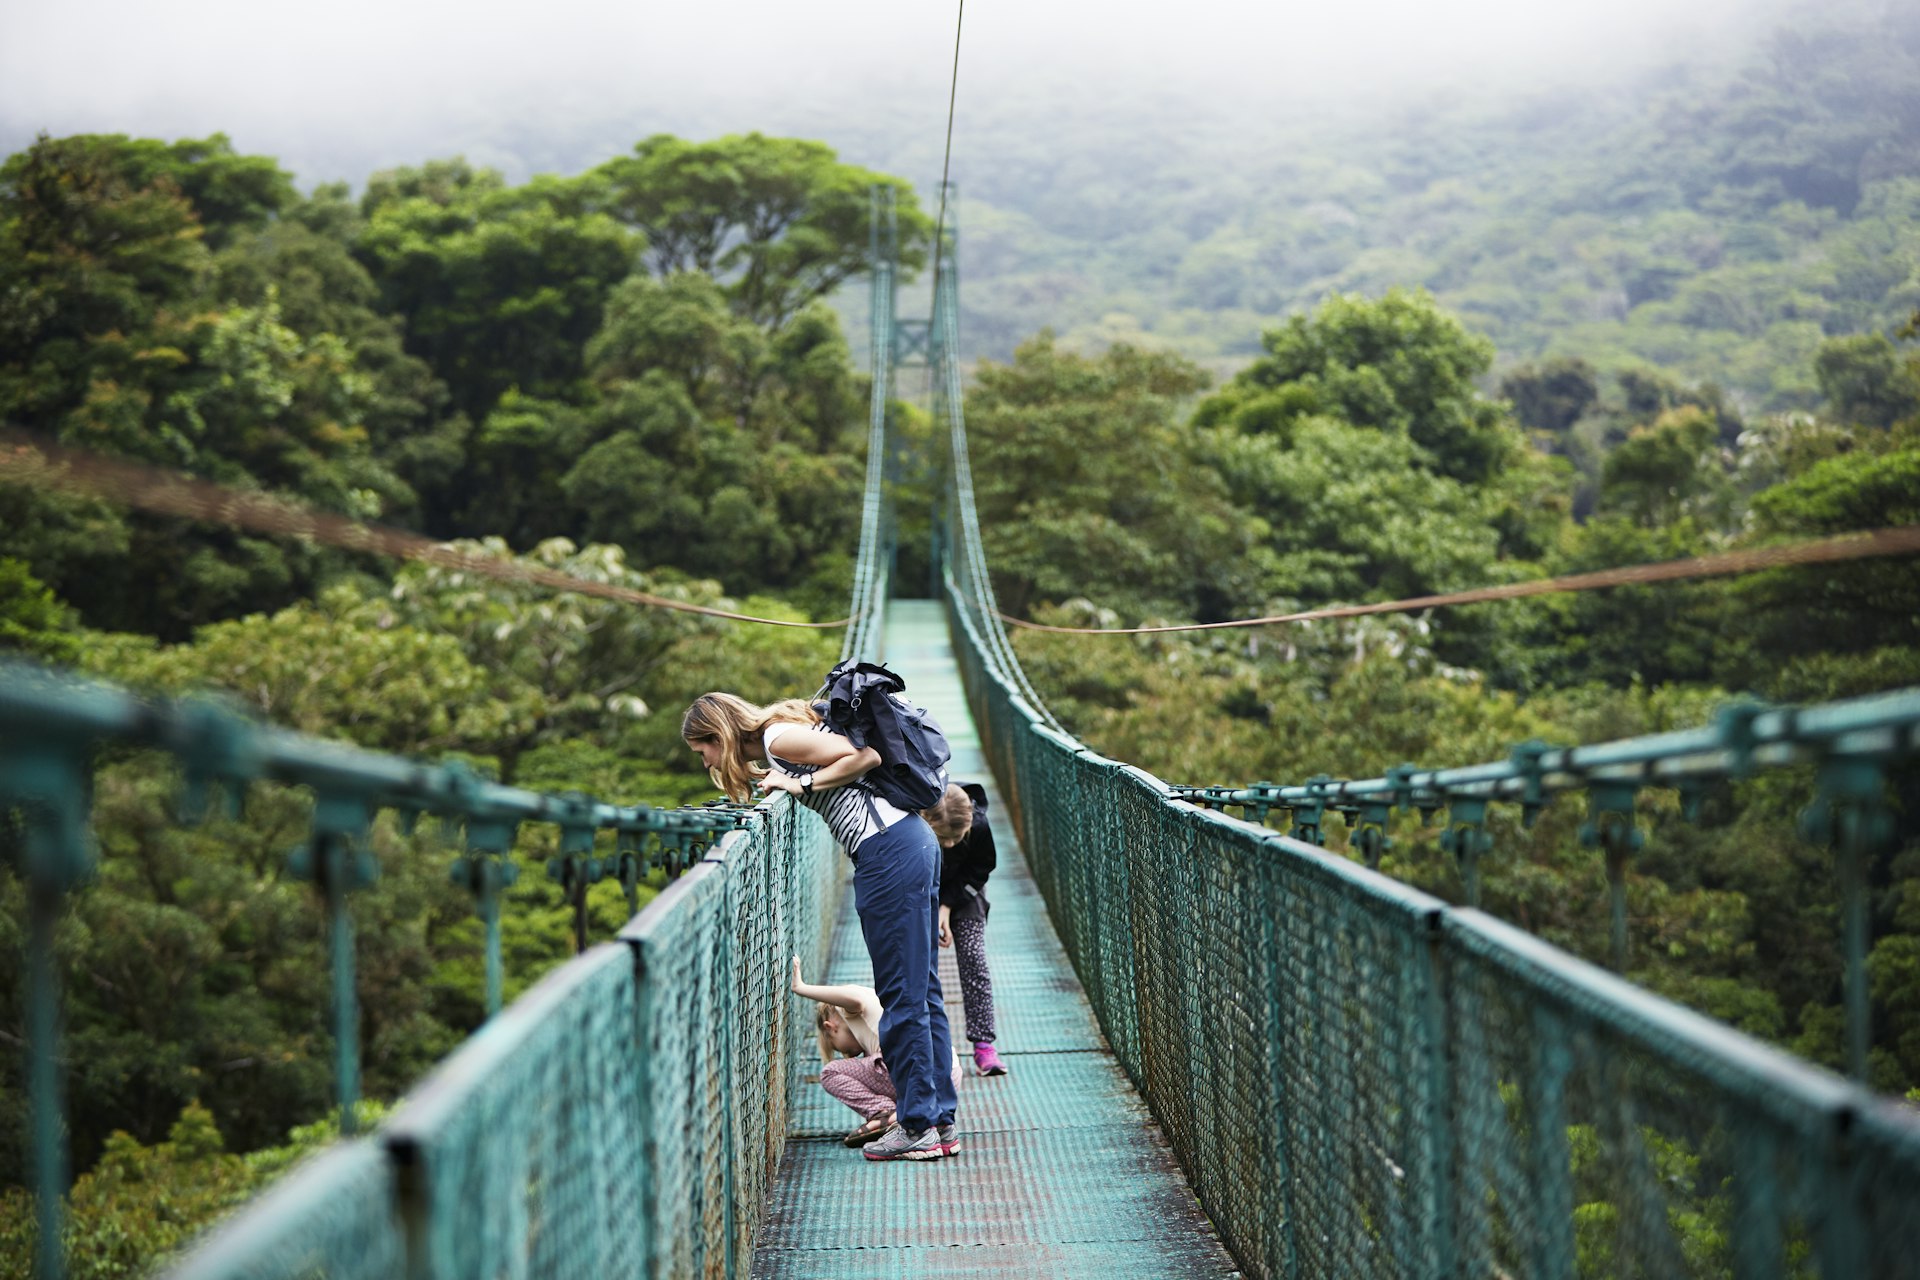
[762,721,911,853]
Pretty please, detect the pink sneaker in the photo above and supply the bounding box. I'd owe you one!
[973,1041,1007,1076]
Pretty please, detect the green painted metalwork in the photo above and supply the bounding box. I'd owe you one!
[931,226,1920,1275]
[1,659,837,1277]
[7,188,905,1280]
[838,183,898,670]
[1168,687,1920,1061]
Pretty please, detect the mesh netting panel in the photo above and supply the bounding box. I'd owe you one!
[630,863,733,1276]
[166,798,838,1280]
[624,801,839,1277]
[1858,1101,1920,1277]
[943,573,1920,1279]
[382,943,644,1279]
[160,1142,403,1280]
[1445,915,1920,1280]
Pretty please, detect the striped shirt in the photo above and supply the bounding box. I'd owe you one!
[762,721,910,854]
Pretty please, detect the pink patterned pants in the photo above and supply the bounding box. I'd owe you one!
[821,1056,962,1120]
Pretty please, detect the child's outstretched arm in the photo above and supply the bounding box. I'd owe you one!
[789,956,877,1014]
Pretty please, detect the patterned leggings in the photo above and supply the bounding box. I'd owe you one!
[951,915,997,1044]
[821,1055,965,1120]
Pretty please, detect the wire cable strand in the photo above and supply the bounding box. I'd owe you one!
[980,524,1920,635]
[928,0,966,311]
[0,433,854,630]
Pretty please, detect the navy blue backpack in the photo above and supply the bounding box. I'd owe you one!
[814,661,952,812]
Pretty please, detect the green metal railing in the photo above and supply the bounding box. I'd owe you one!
[0,660,841,1280]
[3,189,908,1280]
[1166,692,1920,1083]
[930,234,1920,1276]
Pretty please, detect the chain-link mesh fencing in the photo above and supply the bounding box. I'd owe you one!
[946,578,1920,1278]
[162,804,838,1280]
[931,227,1920,1277]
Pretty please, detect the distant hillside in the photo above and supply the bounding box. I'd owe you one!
[904,0,1920,409]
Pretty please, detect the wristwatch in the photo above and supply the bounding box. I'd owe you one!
[801,776,814,796]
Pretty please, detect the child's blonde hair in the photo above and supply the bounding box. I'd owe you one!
[921,783,972,846]
[681,692,821,801]
[814,1001,840,1067]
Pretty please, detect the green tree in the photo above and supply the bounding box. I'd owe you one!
[0,135,424,636]
[1815,331,1920,429]
[963,334,1261,619]
[1205,418,1507,603]
[1729,445,1920,683]
[355,168,637,422]
[1194,288,1519,483]
[212,189,465,519]
[593,134,931,329]
[1598,406,1733,529]
[0,133,211,438]
[1501,357,1600,435]
[0,558,79,662]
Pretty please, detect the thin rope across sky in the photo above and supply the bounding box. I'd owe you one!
[980,525,1920,635]
[0,434,855,630]
[927,0,966,312]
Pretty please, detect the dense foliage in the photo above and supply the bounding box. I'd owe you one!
[972,288,1920,1103]
[0,131,927,637]
[933,0,1920,416]
[3,3,1918,1260]
[0,128,873,1270]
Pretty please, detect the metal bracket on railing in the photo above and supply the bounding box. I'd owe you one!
[611,827,649,914]
[1439,796,1494,908]
[1290,776,1336,847]
[1387,763,1444,827]
[546,794,603,955]
[1579,780,1642,974]
[1717,700,1768,778]
[1802,753,1895,1083]
[448,763,520,1019]
[286,789,377,1135]
[1347,798,1394,870]
[169,696,261,825]
[657,830,696,878]
[0,736,98,1280]
[1239,783,1285,825]
[1168,785,1238,812]
[1509,741,1553,829]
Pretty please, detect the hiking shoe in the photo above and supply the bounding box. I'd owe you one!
[937,1124,962,1156]
[973,1041,1008,1076]
[862,1123,944,1161]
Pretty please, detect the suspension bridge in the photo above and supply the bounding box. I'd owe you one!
[6,192,1920,1280]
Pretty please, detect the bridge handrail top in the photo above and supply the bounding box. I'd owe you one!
[0,657,751,836]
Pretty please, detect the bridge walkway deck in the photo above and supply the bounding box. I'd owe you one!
[750,599,1239,1278]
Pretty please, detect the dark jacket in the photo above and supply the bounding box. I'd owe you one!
[938,783,996,920]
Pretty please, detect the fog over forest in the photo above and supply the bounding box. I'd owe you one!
[3,0,1787,191]
[5,2,1920,1262]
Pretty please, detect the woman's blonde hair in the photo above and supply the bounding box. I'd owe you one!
[922,783,973,846]
[681,692,821,801]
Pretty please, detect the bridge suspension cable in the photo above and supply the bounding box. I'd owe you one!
[927,0,966,322]
[978,522,1920,635]
[0,432,855,630]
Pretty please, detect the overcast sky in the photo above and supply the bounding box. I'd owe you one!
[2,0,1785,192]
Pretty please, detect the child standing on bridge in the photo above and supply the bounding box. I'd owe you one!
[683,692,960,1162]
[923,783,1008,1076]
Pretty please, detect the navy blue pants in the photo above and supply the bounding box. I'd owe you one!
[853,815,958,1134]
